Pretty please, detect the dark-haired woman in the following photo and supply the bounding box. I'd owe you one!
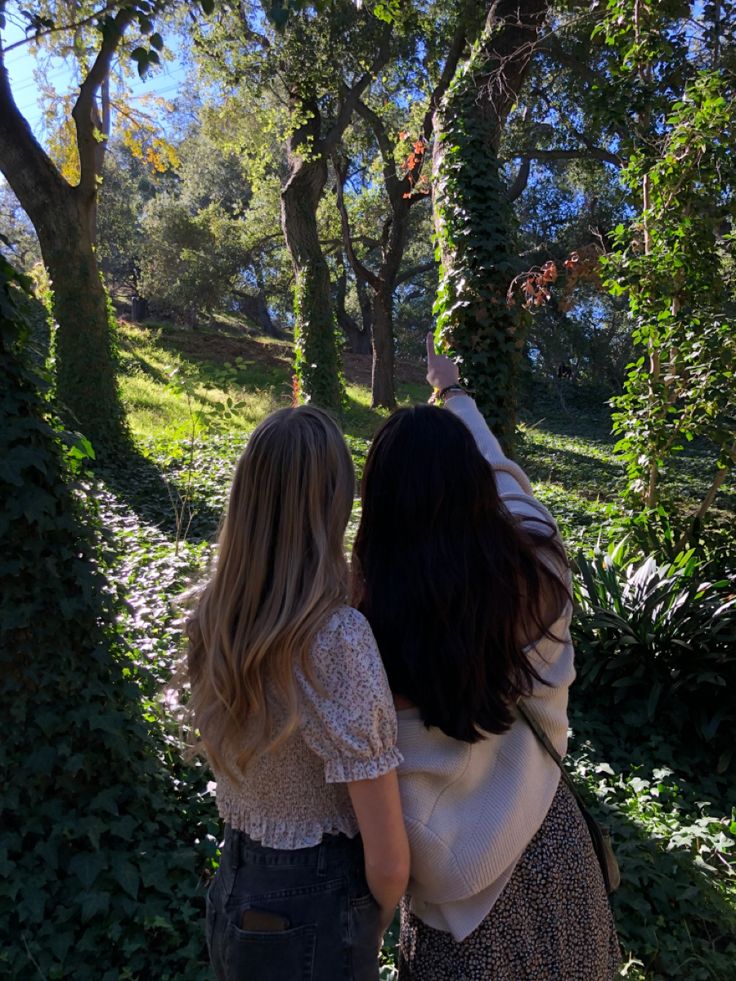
[351,335,620,980]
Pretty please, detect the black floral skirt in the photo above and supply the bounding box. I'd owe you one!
[398,781,621,980]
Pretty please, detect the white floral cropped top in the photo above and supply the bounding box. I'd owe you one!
[213,605,403,849]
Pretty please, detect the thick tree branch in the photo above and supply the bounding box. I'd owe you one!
[354,99,406,204]
[332,153,381,290]
[421,0,487,141]
[73,6,136,199]
[507,157,531,201]
[322,31,390,155]
[0,46,70,218]
[395,260,435,286]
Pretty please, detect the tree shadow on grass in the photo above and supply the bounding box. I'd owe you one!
[519,439,622,492]
[99,441,224,545]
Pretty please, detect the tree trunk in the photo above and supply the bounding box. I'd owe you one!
[0,48,127,452]
[335,260,371,354]
[281,156,342,411]
[281,103,341,412]
[431,0,550,454]
[235,289,282,338]
[37,193,126,447]
[371,285,396,408]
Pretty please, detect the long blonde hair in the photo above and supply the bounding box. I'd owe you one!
[186,405,354,776]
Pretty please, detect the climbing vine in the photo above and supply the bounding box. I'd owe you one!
[294,265,344,412]
[0,256,213,979]
[603,69,736,548]
[432,34,527,455]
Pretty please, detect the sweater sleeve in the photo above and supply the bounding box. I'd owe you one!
[444,394,532,496]
[444,395,557,532]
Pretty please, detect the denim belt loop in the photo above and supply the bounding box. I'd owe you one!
[216,826,241,904]
[316,839,329,878]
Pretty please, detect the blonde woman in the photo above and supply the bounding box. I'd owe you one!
[186,406,409,981]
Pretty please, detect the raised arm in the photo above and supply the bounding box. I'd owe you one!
[425,333,534,499]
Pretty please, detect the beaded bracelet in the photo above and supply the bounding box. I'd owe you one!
[438,384,465,400]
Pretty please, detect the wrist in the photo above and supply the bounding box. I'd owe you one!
[438,384,465,402]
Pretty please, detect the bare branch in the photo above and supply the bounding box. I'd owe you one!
[2,1,120,53]
[332,152,381,289]
[515,146,622,167]
[507,157,531,201]
[395,260,435,286]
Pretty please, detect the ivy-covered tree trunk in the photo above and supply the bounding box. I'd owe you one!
[0,25,129,452]
[0,105,126,450]
[41,197,126,446]
[281,101,342,412]
[432,0,549,453]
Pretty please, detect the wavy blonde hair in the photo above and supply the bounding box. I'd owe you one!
[186,405,354,776]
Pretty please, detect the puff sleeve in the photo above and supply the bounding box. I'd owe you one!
[297,607,403,784]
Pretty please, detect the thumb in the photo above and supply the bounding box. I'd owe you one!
[426,331,436,362]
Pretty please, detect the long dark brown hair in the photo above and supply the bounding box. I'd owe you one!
[351,405,569,742]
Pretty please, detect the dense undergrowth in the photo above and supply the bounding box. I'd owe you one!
[0,271,215,979]
[106,320,736,979]
[5,311,733,978]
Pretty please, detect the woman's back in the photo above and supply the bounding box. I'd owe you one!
[213,605,402,849]
[353,342,620,979]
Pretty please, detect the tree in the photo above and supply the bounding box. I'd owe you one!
[193,1,397,410]
[332,0,483,407]
[596,3,736,547]
[431,0,550,453]
[0,0,188,449]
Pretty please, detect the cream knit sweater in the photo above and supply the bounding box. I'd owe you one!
[396,394,575,941]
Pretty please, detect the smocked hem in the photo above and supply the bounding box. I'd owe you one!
[324,745,403,784]
[217,796,360,849]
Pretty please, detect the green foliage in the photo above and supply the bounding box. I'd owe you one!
[0,256,212,978]
[572,544,736,774]
[139,194,243,324]
[294,265,344,411]
[566,711,736,981]
[599,33,736,543]
[103,316,736,980]
[433,33,526,455]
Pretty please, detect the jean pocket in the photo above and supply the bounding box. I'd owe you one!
[348,894,381,981]
[224,919,317,981]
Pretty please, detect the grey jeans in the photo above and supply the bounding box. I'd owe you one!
[206,826,381,981]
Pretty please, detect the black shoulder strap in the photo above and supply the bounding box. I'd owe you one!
[516,702,588,813]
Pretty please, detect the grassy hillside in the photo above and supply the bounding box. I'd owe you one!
[105,319,735,981]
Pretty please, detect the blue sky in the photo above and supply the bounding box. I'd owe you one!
[2,18,187,144]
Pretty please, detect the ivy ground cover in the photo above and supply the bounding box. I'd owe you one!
[102,321,736,979]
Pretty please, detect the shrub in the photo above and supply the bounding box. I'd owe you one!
[571,544,736,773]
[0,257,213,979]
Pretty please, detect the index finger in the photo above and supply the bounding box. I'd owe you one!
[426,331,436,361]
